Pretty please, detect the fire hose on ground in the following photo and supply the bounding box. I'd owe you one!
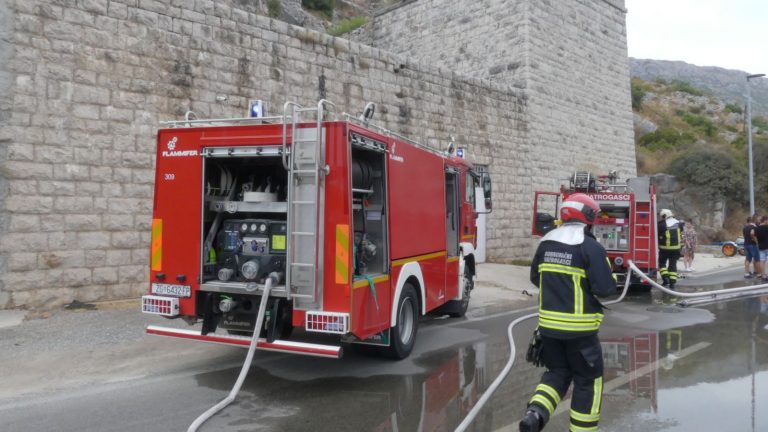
[454,260,768,432]
[187,272,279,432]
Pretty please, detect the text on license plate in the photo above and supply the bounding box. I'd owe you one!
[151,283,191,298]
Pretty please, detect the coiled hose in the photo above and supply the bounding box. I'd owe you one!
[187,272,279,432]
[455,261,768,432]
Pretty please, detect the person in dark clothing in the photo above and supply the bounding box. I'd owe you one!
[519,193,616,432]
[657,209,684,288]
[754,216,768,281]
[744,216,759,278]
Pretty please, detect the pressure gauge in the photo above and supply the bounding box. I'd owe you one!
[241,223,248,232]
[250,223,258,233]
[259,223,267,233]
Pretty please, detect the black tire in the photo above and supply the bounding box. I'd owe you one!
[447,267,473,318]
[386,283,419,359]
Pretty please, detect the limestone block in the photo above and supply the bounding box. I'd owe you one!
[106,250,132,266]
[85,250,107,267]
[1,161,53,180]
[112,232,141,248]
[9,215,40,232]
[93,267,119,284]
[5,196,54,213]
[119,265,147,283]
[65,214,102,231]
[77,232,111,249]
[8,253,38,272]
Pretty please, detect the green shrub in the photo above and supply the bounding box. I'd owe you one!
[668,149,745,198]
[302,0,335,16]
[752,116,768,130]
[725,103,743,114]
[655,77,669,85]
[669,80,704,96]
[681,113,716,137]
[731,134,746,150]
[328,16,368,36]
[631,80,646,110]
[689,104,704,114]
[638,127,696,151]
[267,0,281,17]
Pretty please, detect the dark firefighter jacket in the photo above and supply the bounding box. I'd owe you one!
[658,217,684,251]
[530,222,616,339]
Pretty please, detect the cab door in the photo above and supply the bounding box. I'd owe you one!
[460,170,479,247]
[444,169,460,301]
[532,191,561,236]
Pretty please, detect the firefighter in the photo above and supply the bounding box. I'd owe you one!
[519,193,616,432]
[657,208,684,288]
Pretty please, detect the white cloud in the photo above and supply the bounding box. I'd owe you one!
[625,0,768,74]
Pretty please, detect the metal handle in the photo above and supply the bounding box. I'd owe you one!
[282,102,302,170]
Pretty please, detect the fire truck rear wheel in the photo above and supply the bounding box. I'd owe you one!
[386,283,419,359]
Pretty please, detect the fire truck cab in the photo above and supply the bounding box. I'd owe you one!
[532,171,658,289]
[142,100,492,359]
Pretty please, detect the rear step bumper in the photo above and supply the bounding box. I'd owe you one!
[146,325,343,359]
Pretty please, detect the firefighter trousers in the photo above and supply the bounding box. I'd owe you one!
[658,249,681,286]
[526,334,604,432]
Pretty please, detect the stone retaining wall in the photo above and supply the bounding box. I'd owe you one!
[0,0,527,309]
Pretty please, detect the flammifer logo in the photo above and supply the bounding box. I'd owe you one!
[389,142,404,163]
[162,137,198,157]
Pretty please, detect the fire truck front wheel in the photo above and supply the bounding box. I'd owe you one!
[387,283,419,360]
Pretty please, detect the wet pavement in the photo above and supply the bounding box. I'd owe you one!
[2,267,767,431]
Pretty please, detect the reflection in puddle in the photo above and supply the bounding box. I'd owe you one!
[188,295,768,431]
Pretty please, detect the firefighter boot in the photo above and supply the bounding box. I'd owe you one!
[519,407,544,432]
[661,276,670,288]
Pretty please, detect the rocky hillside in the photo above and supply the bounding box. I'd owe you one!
[633,77,768,240]
[631,58,768,116]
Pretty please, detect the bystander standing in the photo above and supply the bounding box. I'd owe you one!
[754,216,768,282]
[744,216,759,278]
[682,221,697,272]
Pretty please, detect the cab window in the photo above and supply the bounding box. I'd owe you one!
[465,174,476,207]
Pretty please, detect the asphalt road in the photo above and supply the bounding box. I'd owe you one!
[2,265,767,432]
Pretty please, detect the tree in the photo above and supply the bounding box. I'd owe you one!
[668,149,746,200]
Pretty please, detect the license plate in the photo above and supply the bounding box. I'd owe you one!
[151,283,191,298]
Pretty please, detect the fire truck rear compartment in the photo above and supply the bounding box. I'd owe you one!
[195,137,390,339]
[198,152,290,336]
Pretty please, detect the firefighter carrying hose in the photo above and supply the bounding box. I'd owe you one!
[519,193,616,432]
[657,208,684,289]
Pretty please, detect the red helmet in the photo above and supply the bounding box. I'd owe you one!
[560,193,600,224]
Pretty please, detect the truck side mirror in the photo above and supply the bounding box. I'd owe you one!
[482,175,492,212]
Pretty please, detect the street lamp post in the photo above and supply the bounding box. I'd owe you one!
[746,73,765,216]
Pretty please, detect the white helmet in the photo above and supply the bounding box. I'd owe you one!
[660,209,673,220]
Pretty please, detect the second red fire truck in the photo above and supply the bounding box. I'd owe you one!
[532,171,658,289]
[141,100,492,359]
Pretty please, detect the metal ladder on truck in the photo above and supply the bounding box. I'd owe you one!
[629,177,655,274]
[282,100,335,311]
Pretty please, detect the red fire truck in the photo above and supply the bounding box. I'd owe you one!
[532,171,658,289]
[141,100,492,359]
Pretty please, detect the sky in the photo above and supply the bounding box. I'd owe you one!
[625,0,767,75]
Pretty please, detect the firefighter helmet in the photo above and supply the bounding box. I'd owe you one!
[560,193,600,224]
[660,209,673,220]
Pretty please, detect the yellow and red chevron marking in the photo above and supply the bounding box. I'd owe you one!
[151,219,162,271]
[335,224,350,284]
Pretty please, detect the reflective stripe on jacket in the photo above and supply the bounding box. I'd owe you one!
[530,223,616,339]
